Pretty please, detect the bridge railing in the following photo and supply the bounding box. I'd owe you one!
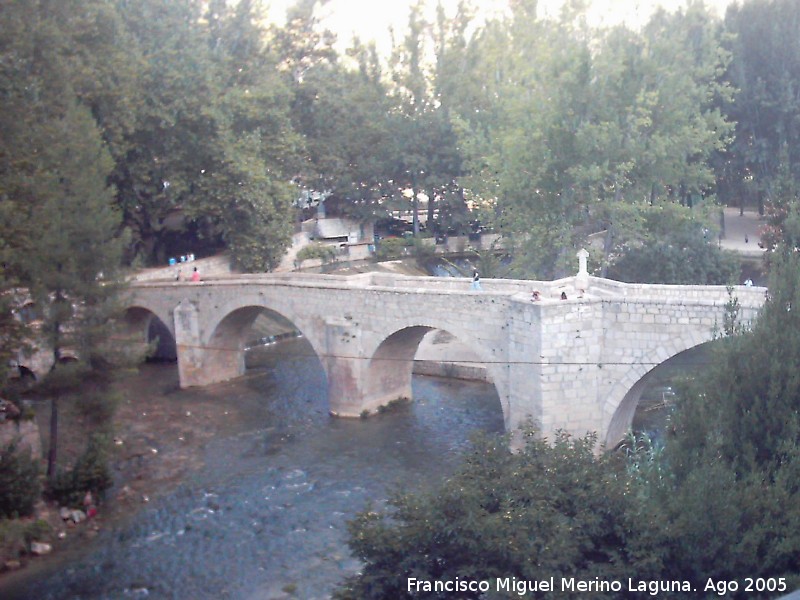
[586,277,767,307]
[128,272,768,310]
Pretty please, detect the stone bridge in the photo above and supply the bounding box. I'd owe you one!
[124,263,765,448]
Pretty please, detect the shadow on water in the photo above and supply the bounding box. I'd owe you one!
[4,338,504,600]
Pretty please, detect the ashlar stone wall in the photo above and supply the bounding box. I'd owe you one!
[126,272,765,446]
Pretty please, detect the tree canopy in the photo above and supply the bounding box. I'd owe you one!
[1,0,778,279]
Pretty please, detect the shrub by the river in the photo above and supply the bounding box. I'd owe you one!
[0,441,42,519]
[48,434,113,507]
[0,518,51,562]
[335,431,663,599]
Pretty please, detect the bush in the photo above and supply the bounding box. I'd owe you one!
[0,519,51,562]
[296,243,337,265]
[335,431,662,599]
[48,434,113,507]
[0,441,42,519]
[608,238,740,284]
[411,237,436,259]
[75,390,120,429]
[375,237,413,260]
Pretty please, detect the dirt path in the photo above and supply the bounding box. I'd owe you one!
[720,207,766,258]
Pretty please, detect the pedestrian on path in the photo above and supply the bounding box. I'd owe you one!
[471,271,482,291]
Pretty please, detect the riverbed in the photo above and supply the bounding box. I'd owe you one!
[1,339,505,599]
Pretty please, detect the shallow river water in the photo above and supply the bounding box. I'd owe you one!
[5,339,505,600]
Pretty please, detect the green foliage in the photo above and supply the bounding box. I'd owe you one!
[0,519,51,561]
[456,2,733,277]
[375,237,414,260]
[75,390,121,431]
[38,362,91,397]
[335,431,662,599]
[719,0,800,212]
[668,251,800,470]
[296,243,337,265]
[0,442,42,519]
[606,203,738,284]
[411,237,436,260]
[636,250,800,592]
[607,234,739,284]
[48,434,113,507]
[0,292,29,389]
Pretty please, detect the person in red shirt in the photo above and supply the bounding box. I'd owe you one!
[191,267,200,282]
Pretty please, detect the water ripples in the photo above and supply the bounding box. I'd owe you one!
[5,339,505,599]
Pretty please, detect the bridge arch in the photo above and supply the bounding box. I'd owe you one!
[602,331,715,448]
[196,292,328,389]
[362,321,506,423]
[122,306,177,361]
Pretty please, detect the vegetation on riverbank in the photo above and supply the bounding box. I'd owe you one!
[0,380,118,571]
[4,0,800,591]
[336,251,800,599]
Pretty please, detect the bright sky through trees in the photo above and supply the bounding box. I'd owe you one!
[267,0,735,53]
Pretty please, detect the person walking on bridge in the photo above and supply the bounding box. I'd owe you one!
[471,271,482,291]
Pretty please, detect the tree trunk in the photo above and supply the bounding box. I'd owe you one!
[601,226,613,278]
[412,187,420,237]
[427,189,435,230]
[47,394,58,479]
[47,309,62,480]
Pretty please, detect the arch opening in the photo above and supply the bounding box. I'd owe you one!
[206,305,327,407]
[123,307,176,363]
[364,326,504,425]
[606,342,716,449]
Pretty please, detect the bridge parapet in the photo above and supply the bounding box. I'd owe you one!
[586,276,767,304]
[125,271,768,447]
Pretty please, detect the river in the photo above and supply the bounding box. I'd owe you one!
[2,311,706,600]
[3,339,505,599]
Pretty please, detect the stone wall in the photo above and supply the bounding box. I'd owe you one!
[126,272,766,444]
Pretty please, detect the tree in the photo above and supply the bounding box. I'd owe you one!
[287,35,395,220]
[718,0,800,213]
[197,0,299,271]
[457,2,733,278]
[0,0,126,477]
[93,0,298,270]
[0,442,42,519]
[20,102,124,478]
[380,2,470,238]
[606,203,739,284]
[336,432,663,599]
[628,248,800,593]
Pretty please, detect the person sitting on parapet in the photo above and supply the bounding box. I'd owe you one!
[560,291,568,300]
[191,266,201,282]
[532,291,541,301]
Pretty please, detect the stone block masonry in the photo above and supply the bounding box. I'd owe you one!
[126,269,765,448]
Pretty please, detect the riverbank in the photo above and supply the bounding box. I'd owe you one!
[1,287,488,587]
[0,362,281,589]
[1,340,505,599]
